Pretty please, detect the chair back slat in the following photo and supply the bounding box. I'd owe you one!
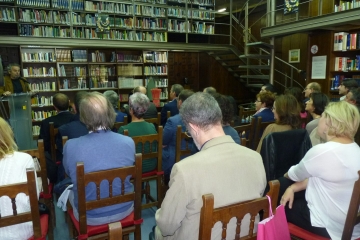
[49,122,58,162]
[233,117,257,149]
[342,170,360,239]
[175,125,193,163]
[109,222,122,240]
[199,180,280,240]
[239,106,256,124]
[76,154,142,235]
[113,116,128,132]
[254,119,274,149]
[0,169,42,238]
[144,112,161,130]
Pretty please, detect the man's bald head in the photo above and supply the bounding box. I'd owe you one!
[133,86,147,95]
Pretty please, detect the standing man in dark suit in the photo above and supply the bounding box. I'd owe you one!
[39,93,74,154]
[160,84,183,126]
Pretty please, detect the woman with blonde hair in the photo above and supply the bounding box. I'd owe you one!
[280,101,360,239]
[0,118,38,239]
[256,94,301,152]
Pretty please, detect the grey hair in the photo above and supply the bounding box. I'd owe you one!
[80,92,116,132]
[129,92,150,119]
[180,92,222,131]
[7,63,21,73]
[103,90,119,109]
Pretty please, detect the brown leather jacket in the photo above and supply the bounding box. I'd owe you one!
[0,75,30,95]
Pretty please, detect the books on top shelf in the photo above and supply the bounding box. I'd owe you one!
[0,7,16,22]
[22,51,56,62]
[16,0,50,7]
[144,51,168,63]
[334,32,360,51]
[334,56,360,71]
[334,0,360,12]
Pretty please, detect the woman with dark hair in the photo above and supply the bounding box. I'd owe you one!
[256,94,301,152]
[284,87,307,121]
[212,93,240,144]
[305,93,329,135]
[254,91,275,122]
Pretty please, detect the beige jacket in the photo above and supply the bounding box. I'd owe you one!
[155,135,266,240]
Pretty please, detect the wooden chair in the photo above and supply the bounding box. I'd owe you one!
[113,116,128,132]
[21,140,55,239]
[289,170,360,240]
[49,122,59,163]
[144,112,161,130]
[238,106,256,124]
[67,154,143,240]
[175,125,193,163]
[253,119,274,149]
[233,117,257,149]
[124,126,164,209]
[199,180,280,240]
[0,168,49,240]
[109,222,122,240]
[240,138,247,147]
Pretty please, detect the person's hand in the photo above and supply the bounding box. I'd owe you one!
[3,91,11,96]
[280,186,295,209]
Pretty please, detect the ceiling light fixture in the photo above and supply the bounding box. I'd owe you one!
[217,8,226,12]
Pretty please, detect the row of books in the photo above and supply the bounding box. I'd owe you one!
[32,125,40,136]
[134,18,167,30]
[144,65,167,75]
[17,0,50,7]
[72,49,87,62]
[61,79,87,89]
[19,24,71,37]
[334,56,360,71]
[89,51,107,62]
[0,7,16,22]
[22,51,56,62]
[168,19,190,32]
[55,49,71,62]
[109,17,134,29]
[334,0,360,12]
[117,53,142,62]
[145,77,168,87]
[144,51,168,63]
[192,21,213,34]
[23,67,57,77]
[0,0,14,2]
[117,77,143,88]
[134,5,156,16]
[89,79,117,88]
[32,110,56,121]
[168,0,214,6]
[19,9,70,25]
[84,1,133,12]
[334,32,360,51]
[116,65,142,75]
[59,65,87,76]
[30,82,56,92]
[330,76,360,90]
[167,8,213,20]
[89,65,115,75]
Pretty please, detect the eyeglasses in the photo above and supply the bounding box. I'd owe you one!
[184,129,192,138]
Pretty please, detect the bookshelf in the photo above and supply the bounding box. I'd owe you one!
[329,30,360,101]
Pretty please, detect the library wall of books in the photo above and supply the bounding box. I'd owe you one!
[0,0,215,41]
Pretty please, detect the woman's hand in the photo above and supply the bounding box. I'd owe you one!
[280,186,295,209]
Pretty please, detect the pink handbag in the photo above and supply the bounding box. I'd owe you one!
[257,195,291,240]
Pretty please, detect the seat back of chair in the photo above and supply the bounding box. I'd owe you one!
[260,129,311,182]
[175,125,193,163]
[167,111,171,120]
[199,180,280,240]
[113,116,128,132]
[239,106,256,124]
[49,122,58,162]
[21,140,49,196]
[233,117,256,149]
[253,119,274,149]
[109,222,122,240]
[144,112,161,130]
[130,126,163,172]
[342,171,360,239]
[76,154,142,235]
[0,169,42,238]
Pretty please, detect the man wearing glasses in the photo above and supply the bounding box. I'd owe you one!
[303,82,321,103]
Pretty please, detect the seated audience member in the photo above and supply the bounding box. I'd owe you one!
[305,93,329,135]
[338,79,358,101]
[285,87,307,121]
[256,94,301,152]
[260,83,277,94]
[160,84,184,126]
[212,93,240,144]
[0,117,39,239]
[345,87,360,111]
[63,92,135,225]
[133,86,158,119]
[253,91,275,122]
[56,92,88,182]
[154,92,266,240]
[118,92,157,173]
[303,82,321,103]
[203,86,216,94]
[103,90,126,122]
[39,93,73,157]
[162,89,194,185]
[280,101,360,239]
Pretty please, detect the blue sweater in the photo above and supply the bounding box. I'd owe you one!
[63,130,135,220]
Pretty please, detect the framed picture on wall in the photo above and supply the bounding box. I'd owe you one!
[289,49,300,63]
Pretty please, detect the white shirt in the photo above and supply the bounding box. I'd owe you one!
[288,142,360,239]
[0,151,39,240]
